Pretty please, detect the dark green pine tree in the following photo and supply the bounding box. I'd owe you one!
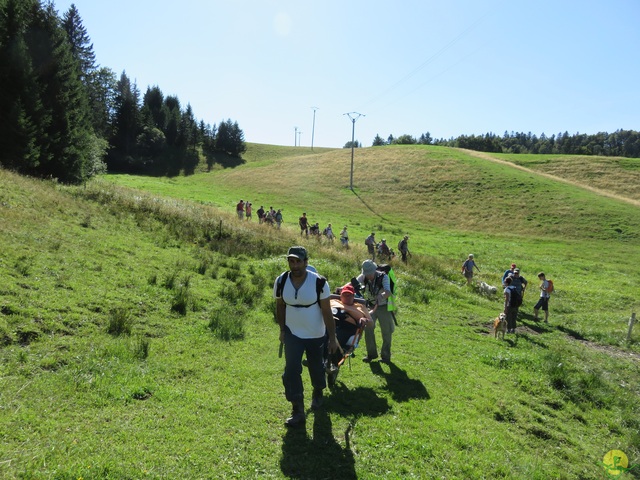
[109,71,142,171]
[28,2,93,183]
[62,4,95,83]
[141,85,166,130]
[0,0,48,172]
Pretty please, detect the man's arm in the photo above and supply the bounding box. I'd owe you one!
[320,298,338,353]
[276,298,286,343]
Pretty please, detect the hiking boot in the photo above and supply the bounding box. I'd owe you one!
[362,355,378,363]
[285,403,305,428]
[311,388,323,410]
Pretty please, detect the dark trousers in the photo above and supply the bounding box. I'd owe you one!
[506,307,519,330]
[282,327,326,404]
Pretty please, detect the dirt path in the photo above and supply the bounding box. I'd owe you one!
[460,149,640,208]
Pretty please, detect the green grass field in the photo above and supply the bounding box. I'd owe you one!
[1,144,639,479]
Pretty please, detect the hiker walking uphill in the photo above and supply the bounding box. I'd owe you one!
[398,235,410,263]
[355,260,395,364]
[461,254,480,285]
[340,226,349,248]
[299,213,309,237]
[274,246,338,428]
[236,200,245,220]
[365,232,376,261]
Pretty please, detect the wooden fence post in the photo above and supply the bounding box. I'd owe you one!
[626,312,636,344]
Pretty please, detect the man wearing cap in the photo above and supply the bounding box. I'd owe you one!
[365,232,376,260]
[510,269,528,300]
[356,260,394,363]
[274,246,338,427]
[502,263,517,286]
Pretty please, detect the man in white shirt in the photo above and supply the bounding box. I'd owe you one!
[274,246,338,427]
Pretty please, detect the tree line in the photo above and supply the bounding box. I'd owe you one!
[0,0,246,184]
[371,129,640,158]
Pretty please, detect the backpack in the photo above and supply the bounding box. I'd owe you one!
[508,286,522,308]
[365,236,374,246]
[375,264,396,295]
[275,271,326,308]
[546,280,554,294]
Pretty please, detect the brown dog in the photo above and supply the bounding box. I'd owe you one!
[493,313,507,339]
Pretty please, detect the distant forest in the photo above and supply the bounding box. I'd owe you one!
[371,130,640,157]
[0,0,246,184]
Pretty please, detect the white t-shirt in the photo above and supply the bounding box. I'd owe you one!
[540,280,550,298]
[274,271,330,339]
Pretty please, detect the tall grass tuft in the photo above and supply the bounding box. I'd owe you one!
[162,271,178,289]
[107,307,134,336]
[208,304,246,340]
[133,337,150,360]
[171,286,191,315]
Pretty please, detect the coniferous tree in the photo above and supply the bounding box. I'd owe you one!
[372,134,385,146]
[0,0,47,172]
[109,71,142,171]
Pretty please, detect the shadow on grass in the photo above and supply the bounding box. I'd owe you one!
[556,325,587,341]
[369,361,430,403]
[281,409,356,480]
[351,189,389,222]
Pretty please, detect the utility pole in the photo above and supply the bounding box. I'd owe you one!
[310,107,319,151]
[344,112,364,190]
[294,126,298,146]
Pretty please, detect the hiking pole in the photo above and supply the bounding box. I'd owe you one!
[391,311,399,326]
[278,341,283,358]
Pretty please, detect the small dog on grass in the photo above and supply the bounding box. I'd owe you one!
[479,281,498,295]
[493,313,507,340]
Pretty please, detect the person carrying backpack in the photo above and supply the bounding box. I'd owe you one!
[398,235,410,263]
[355,260,394,364]
[365,232,376,260]
[274,246,338,427]
[503,275,521,333]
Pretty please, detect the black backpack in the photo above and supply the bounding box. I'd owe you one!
[376,264,396,295]
[275,271,327,308]
[508,286,522,308]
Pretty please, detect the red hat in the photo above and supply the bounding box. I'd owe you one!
[341,284,356,295]
[511,263,517,268]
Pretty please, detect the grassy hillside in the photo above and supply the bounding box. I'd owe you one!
[1,143,639,479]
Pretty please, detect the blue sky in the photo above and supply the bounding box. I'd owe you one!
[54,0,640,148]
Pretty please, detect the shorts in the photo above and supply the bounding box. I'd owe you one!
[534,297,549,311]
[464,270,473,279]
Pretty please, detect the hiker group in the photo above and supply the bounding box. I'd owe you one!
[462,255,553,334]
[275,245,398,427]
[234,201,412,264]
[365,232,411,264]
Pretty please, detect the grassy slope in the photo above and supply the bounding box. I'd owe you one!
[1,144,639,479]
